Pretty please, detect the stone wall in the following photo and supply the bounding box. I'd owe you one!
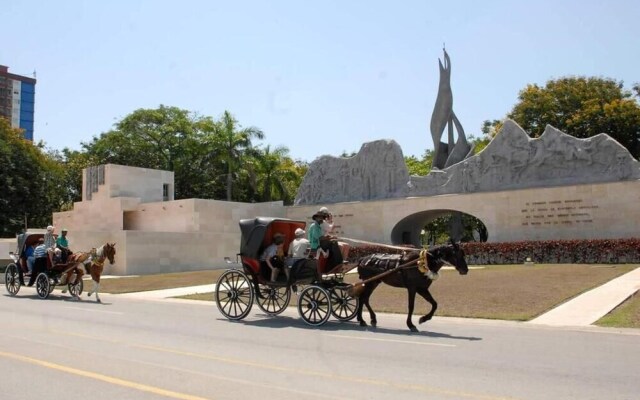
[287,179,640,246]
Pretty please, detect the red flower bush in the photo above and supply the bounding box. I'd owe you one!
[347,239,640,264]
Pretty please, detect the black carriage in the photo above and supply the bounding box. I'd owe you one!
[214,217,358,326]
[4,232,83,299]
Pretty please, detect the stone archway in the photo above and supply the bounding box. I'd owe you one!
[390,209,488,246]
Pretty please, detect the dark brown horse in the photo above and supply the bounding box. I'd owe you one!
[355,242,468,332]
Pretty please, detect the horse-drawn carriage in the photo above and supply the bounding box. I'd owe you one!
[4,232,84,299]
[215,217,359,326]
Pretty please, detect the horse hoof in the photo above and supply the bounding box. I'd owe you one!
[96,299,102,303]
[87,292,92,297]
[409,326,419,333]
[419,316,431,324]
[359,321,367,327]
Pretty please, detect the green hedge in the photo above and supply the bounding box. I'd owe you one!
[347,238,640,264]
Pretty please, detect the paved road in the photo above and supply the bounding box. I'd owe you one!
[1,289,639,400]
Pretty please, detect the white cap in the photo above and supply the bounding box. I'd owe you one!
[46,225,54,232]
[319,206,329,214]
[295,228,305,237]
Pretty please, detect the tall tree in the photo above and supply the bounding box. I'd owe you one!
[82,106,225,200]
[247,145,299,203]
[216,111,264,201]
[507,77,640,158]
[0,118,67,236]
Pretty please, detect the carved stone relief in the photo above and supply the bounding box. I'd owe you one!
[293,120,640,205]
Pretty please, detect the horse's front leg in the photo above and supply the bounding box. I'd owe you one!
[88,279,101,303]
[87,266,102,303]
[365,282,380,327]
[356,283,375,327]
[406,287,418,332]
[417,287,437,324]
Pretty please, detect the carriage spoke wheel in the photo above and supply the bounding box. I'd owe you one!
[215,270,254,321]
[297,285,332,327]
[35,273,51,299]
[329,286,359,321]
[256,284,291,316]
[5,263,21,296]
[68,278,83,297]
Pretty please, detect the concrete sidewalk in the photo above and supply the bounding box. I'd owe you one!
[118,284,216,299]
[528,267,640,326]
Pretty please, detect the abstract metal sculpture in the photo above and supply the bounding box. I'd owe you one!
[430,48,473,169]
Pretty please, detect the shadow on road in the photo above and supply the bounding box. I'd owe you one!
[219,314,482,342]
[3,292,111,305]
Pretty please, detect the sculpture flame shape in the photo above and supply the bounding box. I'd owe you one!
[430,49,473,169]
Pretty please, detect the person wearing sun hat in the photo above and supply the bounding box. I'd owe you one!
[308,211,325,256]
[44,225,56,249]
[316,206,350,263]
[287,227,310,265]
[56,227,71,263]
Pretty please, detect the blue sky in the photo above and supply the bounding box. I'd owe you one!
[2,0,639,162]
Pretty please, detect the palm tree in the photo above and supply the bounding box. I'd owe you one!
[216,111,264,201]
[249,145,300,203]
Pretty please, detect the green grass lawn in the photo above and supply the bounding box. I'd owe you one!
[596,290,640,328]
[174,264,637,322]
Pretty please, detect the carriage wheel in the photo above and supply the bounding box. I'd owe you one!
[256,284,291,316]
[68,278,83,297]
[215,269,254,321]
[35,273,51,299]
[5,263,21,296]
[297,285,332,327]
[329,286,359,321]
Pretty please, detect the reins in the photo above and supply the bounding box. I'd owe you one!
[338,236,456,268]
[337,236,433,254]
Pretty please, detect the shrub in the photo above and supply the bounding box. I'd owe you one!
[346,238,640,264]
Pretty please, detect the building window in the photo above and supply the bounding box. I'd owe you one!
[163,184,169,201]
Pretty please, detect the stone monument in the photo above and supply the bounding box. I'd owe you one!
[293,51,640,207]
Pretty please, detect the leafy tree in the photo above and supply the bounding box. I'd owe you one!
[82,106,230,200]
[422,213,488,246]
[507,77,640,158]
[0,118,68,236]
[404,149,433,176]
[116,105,194,171]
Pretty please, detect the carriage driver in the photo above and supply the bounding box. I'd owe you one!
[260,233,288,283]
[56,228,71,263]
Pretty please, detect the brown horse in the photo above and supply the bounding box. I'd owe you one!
[355,242,468,332]
[60,251,93,299]
[84,243,116,303]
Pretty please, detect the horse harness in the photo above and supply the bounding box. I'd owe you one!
[361,251,440,281]
[91,246,107,267]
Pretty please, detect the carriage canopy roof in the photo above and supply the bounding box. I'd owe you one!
[239,217,306,259]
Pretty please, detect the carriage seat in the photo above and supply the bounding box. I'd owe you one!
[47,249,71,272]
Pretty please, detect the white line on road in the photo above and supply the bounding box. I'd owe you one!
[324,334,456,347]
